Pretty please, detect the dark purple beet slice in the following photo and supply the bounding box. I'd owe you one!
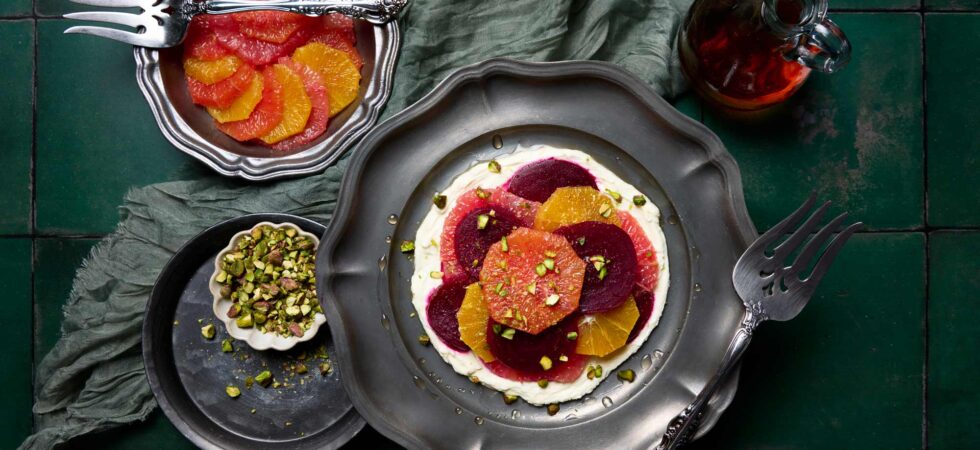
[627,288,655,344]
[425,280,469,352]
[486,315,579,375]
[506,158,597,203]
[554,221,638,314]
[453,206,521,281]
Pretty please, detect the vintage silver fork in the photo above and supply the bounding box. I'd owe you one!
[63,0,406,48]
[656,194,863,450]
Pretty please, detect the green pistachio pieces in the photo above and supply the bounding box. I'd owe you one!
[539,356,553,370]
[545,294,560,306]
[226,386,241,398]
[488,160,502,173]
[255,370,273,388]
[566,331,578,341]
[617,369,636,382]
[500,328,516,340]
[537,379,549,388]
[221,338,234,353]
[218,224,320,338]
[502,393,519,405]
[400,240,415,254]
[477,214,490,230]
[432,193,448,209]
[632,195,647,206]
[547,404,560,415]
[418,334,431,346]
[605,189,622,203]
[201,324,216,340]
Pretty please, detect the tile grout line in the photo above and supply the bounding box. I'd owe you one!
[29,10,39,437]
[919,6,930,450]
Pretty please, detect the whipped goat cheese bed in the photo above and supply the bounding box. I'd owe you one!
[410,145,669,405]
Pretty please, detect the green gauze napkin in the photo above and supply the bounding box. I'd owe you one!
[23,0,691,447]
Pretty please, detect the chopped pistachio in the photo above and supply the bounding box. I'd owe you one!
[488,160,502,173]
[598,203,613,218]
[475,187,490,199]
[500,328,516,340]
[539,356,553,370]
[492,324,503,335]
[226,386,241,398]
[595,365,603,378]
[537,379,549,388]
[201,324,216,340]
[418,334,431,346]
[535,263,547,277]
[543,258,555,270]
[236,314,254,328]
[526,281,537,294]
[432,193,448,209]
[469,375,481,384]
[476,214,490,230]
[605,189,623,203]
[255,370,273,387]
[598,266,608,280]
[566,331,578,341]
[221,338,234,353]
[430,271,444,279]
[559,355,569,362]
[250,408,257,414]
[319,362,332,376]
[502,393,519,405]
[617,369,636,382]
[500,236,509,252]
[544,250,557,258]
[400,240,415,254]
[577,237,586,246]
[295,363,308,374]
[586,365,596,380]
[632,195,647,206]
[245,376,254,388]
[545,294,560,306]
[547,404,560,415]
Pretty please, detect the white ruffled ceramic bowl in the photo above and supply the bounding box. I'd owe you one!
[209,222,326,351]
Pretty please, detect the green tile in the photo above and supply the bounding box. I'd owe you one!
[0,20,33,235]
[671,92,701,123]
[34,238,98,361]
[35,0,98,18]
[0,239,33,449]
[36,21,203,235]
[926,14,980,227]
[690,233,924,449]
[67,410,196,450]
[703,13,923,232]
[925,0,980,10]
[832,0,918,10]
[928,231,980,450]
[0,0,32,16]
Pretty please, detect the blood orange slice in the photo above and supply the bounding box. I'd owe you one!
[486,316,579,375]
[485,353,588,383]
[439,188,539,281]
[217,67,284,142]
[533,186,620,232]
[425,280,469,352]
[270,58,330,151]
[259,64,312,145]
[554,221,638,314]
[576,296,639,357]
[233,11,315,44]
[618,210,660,292]
[457,283,494,362]
[506,158,597,203]
[186,63,255,109]
[479,228,585,335]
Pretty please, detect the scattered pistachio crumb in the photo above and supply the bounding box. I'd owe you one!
[545,294,560,306]
[559,355,569,362]
[488,160,502,173]
[250,408,257,414]
[500,236,509,252]
[535,263,547,277]
[543,258,555,270]
[429,271,444,279]
[477,214,490,230]
[539,356,553,371]
[400,240,415,254]
[201,324,216,340]
[617,369,636,382]
[418,334,431,346]
[500,328,516,340]
[221,338,234,353]
[595,365,603,378]
[633,195,647,206]
[226,386,241,398]
[433,193,448,209]
[469,375,480,384]
[566,331,578,341]
[605,189,622,203]
[547,403,560,416]
[255,370,273,387]
[586,365,596,380]
[503,393,519,405]
[537,379,549,388]
[319,362,332,376]
[598,203,613,218]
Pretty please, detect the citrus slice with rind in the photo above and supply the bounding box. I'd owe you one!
[533,186,621,232]
[309,30,362,69]
[479,227,585,335]
[183,55,242,85]
[618,210,660,292]
[206,73,264,123]
[575,296,639,357]
[457,283,495,362]
[270,58,331,151]
[217,66,284,142]
[259,64,312,144]
[186,63,255,109]
[233,11,315,44]
[291,42,361,117]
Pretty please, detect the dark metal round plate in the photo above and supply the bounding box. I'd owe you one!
[144,213,364,450]
[316,59,757,449]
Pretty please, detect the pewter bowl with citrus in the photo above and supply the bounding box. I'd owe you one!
[209,222,324,350]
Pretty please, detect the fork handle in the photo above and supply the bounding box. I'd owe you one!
[655,310,760,450]
[201,0,406,24]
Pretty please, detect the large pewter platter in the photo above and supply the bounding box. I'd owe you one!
[135,21,399,181]
[317,58,757,449]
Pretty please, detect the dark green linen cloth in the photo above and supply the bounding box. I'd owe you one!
[23,0,691,447]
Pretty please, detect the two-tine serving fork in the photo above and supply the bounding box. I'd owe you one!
[656,194,863,449]
[63,0,407,48]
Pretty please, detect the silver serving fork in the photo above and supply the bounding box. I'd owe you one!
[656,194,863,450]
[63,0,407,48]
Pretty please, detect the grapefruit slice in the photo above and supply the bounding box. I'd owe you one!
[457,283,495,362]
[291,42,361,117]
[259,64,312,145]
[533,186,621,232]
[217,66,284,142]
[576,296,640,357]
[270,58,331,151]
[233,11,316,44]
[215,21,315,66]
[321,13,355,43]
[425,280,469,352]
[206,73,264,123]
[183,17,230,60]
[554,221,638,314]
[618,210,660,292]
[479,228,585,335]
[506,158,597,203]
[486,315,579,375]
[186,63,255,109]
[439,188,539,281]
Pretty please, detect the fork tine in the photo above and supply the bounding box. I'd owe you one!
[64,25,157,47]
[67,0,145,8]
[802,221,863,285]
[64,11,146,29]
[752,192,817,251]
[773,200,831,259]
[785,211,848,279]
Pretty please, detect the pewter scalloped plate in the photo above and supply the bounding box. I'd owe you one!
[316,58,757,449]
[135,21,399,181]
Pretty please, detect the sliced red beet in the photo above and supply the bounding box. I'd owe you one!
[506,158,597,203]
[554,221,638,314]
[486,316,579,375]
[485,352,588,383]
[627,289,655,344]
[453,207,522,281]
[425,280,469,352]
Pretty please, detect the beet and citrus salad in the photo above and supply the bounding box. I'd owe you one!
[409,146,670,411]
[181,12,362,151]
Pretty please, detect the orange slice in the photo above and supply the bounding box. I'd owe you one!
[457,283,495,362]
[206,73,264,123]
[533,186,621,232]
[575,296,639,357]
[291,42,361,117]
[259,64,312,144]
[183,55,242,85]
[480,228,585,335]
